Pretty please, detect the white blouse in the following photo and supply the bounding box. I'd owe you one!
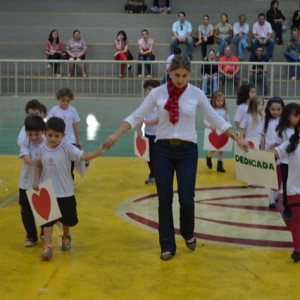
[125,83,232,143]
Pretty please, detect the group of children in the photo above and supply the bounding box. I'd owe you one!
[17,82,300,263]
[18,88,105,260]
[204,83,300,262]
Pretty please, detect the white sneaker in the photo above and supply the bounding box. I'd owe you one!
[24,238,37,247]
[291,76,296,80]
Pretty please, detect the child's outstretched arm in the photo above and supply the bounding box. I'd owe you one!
[33,165,42,191]
[80,144,106,161]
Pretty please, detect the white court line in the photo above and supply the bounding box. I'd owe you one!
[0,193,18,208]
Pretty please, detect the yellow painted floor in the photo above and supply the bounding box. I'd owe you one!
[0,156,299,300]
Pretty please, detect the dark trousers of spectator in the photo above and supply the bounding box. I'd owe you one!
[272,23,283,44]
[47,53,62,74]
[19,189,38,241]
[125,5,147,13]
[137,54,155,75]
[249,73,269,96]
[199,36,214,59]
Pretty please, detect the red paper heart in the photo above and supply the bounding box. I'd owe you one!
[248,141,255,149]
[136,137,146,156]
[208,132,229,150]
[31,188,51,220]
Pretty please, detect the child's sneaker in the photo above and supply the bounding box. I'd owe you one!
[62,235,71,251]
[41,244,53,260]
[24,238,37,247]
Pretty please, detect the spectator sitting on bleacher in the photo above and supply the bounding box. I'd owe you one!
[284,28,300,80]
[170,11,193,60]
[137,29,155,78]
[251,13,274,61]
[266,0,287,45]
[66,30,87,78]
[163,46,181,83]
[151,0,171,14]
[201,49,218,95]
[292,3,300,30]
[194,15,214,60]
[232,14,250,61]
[125,0,147,14]
[114,31,132,78]
[248,46,269,96]
[218,46,240,92]
[214,13,233,58]
[44,30,63,78]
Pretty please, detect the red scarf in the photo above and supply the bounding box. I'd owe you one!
[164,81,187,125]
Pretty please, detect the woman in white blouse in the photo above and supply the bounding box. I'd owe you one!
[103,54,247,261]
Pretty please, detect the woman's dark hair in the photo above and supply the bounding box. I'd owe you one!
[270,0,279,9]
[45,117,65,133]
[286,127,300,154]
[236,84,254,105]
[276,103,300,138]
[117,30,127,41]
[48,30,59,43]
[264,97,285,133]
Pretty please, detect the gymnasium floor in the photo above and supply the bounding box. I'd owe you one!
[0,151,298,300]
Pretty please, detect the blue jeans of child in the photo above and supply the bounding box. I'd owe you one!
[153,140,198,255]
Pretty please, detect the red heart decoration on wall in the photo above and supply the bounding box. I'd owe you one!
[248,141,255,149]
[208,132,229,150]
[136,137,146,156]
[31,188,51,220]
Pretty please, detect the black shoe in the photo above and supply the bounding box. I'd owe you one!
[185,238,197,251]
[206,156,212,169]
[282,209,293,221]
[291,251,300,262]
[217,160,225,173]
[160,251,174,261]
[269,203,276,208]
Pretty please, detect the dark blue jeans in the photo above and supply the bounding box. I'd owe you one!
[153,140,198,255]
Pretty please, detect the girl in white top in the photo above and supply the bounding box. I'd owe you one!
[102,54,248,261]
[239,96,265,144]
[204,91,229,172]
[275,124,300,262]
[234,84,256,129]
[260,97,285,207]
[274,103,300,220]
[47,88,81,147]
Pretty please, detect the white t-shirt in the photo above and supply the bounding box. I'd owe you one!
[239,113,264,139]
[19,138,46,190]
[17,126,28,147]
[234,103,248,125]
[261,117,280,150]
[39,142,83,197]
[274,127,294,164]
[276,138,300,196]
[47,105,80,144]
[124,83,232,143]
[203,107,229,128]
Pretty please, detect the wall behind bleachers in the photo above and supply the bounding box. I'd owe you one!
[0,0,298,62]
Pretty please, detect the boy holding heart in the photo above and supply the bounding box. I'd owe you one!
[33,117,106,260]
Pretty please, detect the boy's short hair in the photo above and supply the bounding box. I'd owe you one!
[40,104,47,116]
[45,117,65,133]
[56,87,74,100]
[143,80,160,90]
[24,115,45,132]
[25,99,42,114]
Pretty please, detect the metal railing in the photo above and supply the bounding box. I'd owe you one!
[0,59,299,99]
